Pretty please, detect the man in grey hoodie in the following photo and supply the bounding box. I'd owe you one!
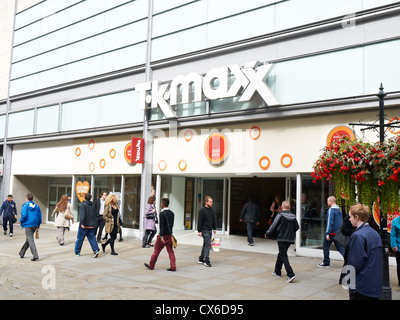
[265,201,299,283]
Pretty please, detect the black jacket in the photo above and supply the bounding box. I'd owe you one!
[265,210,299,243]
[197,206,216,232]
[159,208,174,236]
[79,200,98,228]
[240,200,260,223]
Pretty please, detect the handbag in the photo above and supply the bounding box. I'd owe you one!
[12,214,17,223]
[146,213,155,219]
[64,211,74,220]
[171,235,177,249]
[335,228,350,248]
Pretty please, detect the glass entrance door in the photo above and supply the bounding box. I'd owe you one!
[201,179,226,231]
[48,185,72,222]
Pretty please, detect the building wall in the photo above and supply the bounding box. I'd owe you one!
[0,0,15,101]
[152,108,400,176]
[10,134,142,176]
[1,0,400,240]
[1,1,399,145]
[12,175,49,224]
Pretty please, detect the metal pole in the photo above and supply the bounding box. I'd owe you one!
[377,83,392,300]
[378,83,386,144]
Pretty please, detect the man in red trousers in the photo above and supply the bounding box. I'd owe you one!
[144,198,176,271]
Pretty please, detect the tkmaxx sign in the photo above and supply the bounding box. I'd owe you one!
[135,61,279,119]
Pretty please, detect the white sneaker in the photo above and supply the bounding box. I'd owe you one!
[272,271,281,278]
[9,233,13,237]
[317,263,330,268]
[286,275,296,283]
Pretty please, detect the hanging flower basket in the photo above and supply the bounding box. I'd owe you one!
[312,136,400,217]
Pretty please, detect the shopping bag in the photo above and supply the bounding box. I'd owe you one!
[211,238,220,252]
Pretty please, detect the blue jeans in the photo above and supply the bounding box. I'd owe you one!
[74,227,99,254]
[3,215,14,234]
[246,222,256,244]
[323,234,345,265]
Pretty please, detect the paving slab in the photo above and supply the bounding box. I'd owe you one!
[0,224,398,301]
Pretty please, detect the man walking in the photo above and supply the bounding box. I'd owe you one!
[197,196,217,267]
[240,195,260,246]
[265,200,299,283]
[144,198,176,271]
[19,194,42,261]
[74,193,100,258]
[347,203,382,300]
[318,196,345,268]
[95,191,107,243]
[0,194,17,237]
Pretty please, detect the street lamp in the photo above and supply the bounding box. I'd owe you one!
[349,83,392,300]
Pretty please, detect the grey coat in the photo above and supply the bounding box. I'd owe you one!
[240,201,260,223]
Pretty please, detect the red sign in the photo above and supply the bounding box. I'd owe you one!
[131,137,145,164]
[204,133,228,164]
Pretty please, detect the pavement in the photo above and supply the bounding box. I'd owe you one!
[0,224,399,301]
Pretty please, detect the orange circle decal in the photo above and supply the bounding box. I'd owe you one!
[88,139,95,150]
[109,149,116,159]
[100,159,106,168]
[75,147,81,157]
[158,160,167,171]
[327,126,354,145]
[178,160,187,171]
[259,156,270,170]
[388,117,400,135]
[184,130,193,142]
[89,162,95,172]
[281,154,293,168]
[204,132,228,164]
[249,126,261,140]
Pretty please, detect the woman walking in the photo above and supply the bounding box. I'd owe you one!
[52,194,73,245]
[102,193,121,255]
[142,196,158,248]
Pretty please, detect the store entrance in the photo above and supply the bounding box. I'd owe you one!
[48,184,72,222]
[229,177,286,238]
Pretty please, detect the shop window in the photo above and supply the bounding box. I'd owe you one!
[123,176,141,229]
[300,174,334,249]
[93,176,122,204]
[8,110,34,138]
[0,115,5,139]
[36,105,59,135]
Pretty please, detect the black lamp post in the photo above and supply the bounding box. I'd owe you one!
[349,83,392,300]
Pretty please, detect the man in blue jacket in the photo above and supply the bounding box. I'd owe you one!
[318,196,345,268]
[347,203,382,300]
[19,193,42,261]
[0,194,17,237]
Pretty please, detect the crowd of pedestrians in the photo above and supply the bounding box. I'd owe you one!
[1,191,397,300]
